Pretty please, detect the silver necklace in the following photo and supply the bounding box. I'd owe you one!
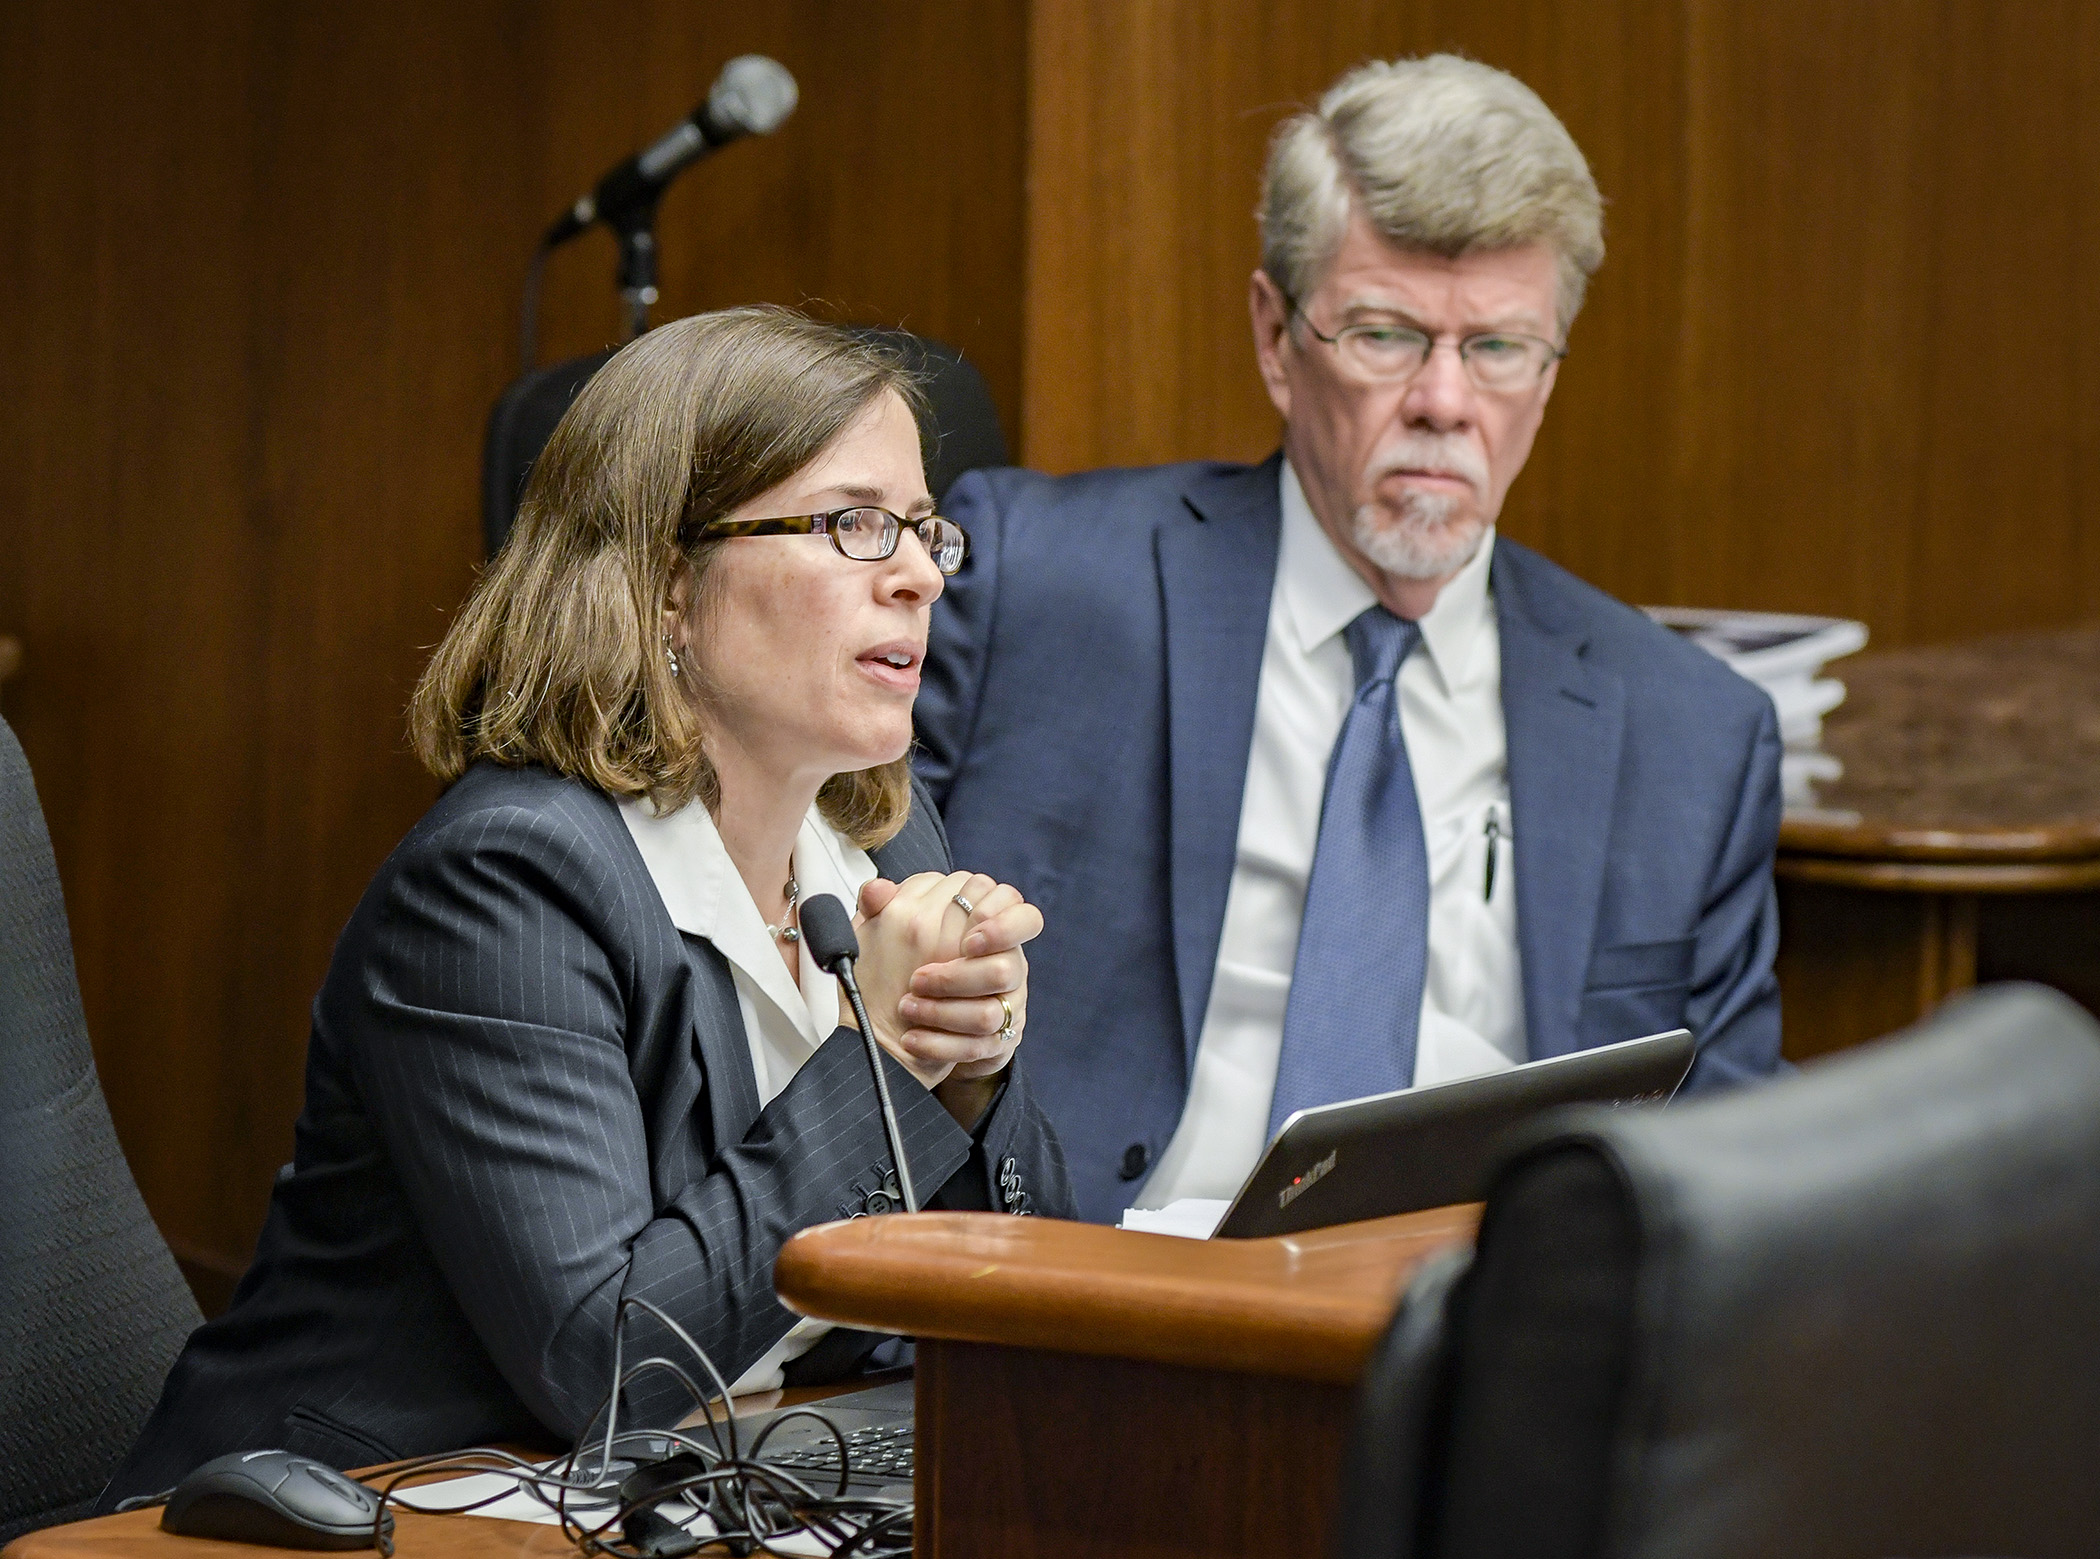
[766,877,801,944]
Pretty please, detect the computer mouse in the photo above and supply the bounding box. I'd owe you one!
[161,1448,394,1549]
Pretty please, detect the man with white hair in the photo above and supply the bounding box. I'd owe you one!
[916,55,1783,1223]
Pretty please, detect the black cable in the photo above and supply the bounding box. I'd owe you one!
[348,1296,910,1558]
[615,1297,744,1462]
[519,241,553,373]
[110,1488,177,1513]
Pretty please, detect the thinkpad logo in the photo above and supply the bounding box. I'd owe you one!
[1278,1149,1337,1209]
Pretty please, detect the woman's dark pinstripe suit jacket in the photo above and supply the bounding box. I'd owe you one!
[102,761,1074,1501]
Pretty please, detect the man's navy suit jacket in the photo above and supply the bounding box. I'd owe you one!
[102,763,1071,1503]
[915,455,1784,1224]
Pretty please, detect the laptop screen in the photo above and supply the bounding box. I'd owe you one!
[1207,1028,1694,1239]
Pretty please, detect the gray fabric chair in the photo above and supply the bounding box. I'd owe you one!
[1,716,202,1540]
[1335,982,2100,1559]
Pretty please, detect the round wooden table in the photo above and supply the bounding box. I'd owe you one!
[1774,624,2100,1057]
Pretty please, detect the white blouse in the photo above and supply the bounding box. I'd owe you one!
[619,794,880,1391]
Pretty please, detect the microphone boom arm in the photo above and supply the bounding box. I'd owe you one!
[516,54,797,367]
[831,955,921,1214]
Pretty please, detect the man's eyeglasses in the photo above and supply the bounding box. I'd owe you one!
[696,506,970,576]
[1287,299,1566,392]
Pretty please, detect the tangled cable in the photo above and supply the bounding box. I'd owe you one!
[355,1298,910,1559]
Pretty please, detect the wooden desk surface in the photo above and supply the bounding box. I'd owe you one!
[9,1495,576,1559]
[776,1206,1479,1386]
[2,1384,877,1559]
[1778,623,2100,888]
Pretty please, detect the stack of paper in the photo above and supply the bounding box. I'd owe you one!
[1118,1199,1230,1239]
[1642,608,1869,806]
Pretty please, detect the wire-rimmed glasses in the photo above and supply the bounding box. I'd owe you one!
[1289,301,1566,392]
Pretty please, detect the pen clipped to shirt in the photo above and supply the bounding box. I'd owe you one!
[1483,807,1510,902]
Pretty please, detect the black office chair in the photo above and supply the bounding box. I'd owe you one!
[480,330,1009,560]
[1334,982,2100,1559]
[0,717,202,1541]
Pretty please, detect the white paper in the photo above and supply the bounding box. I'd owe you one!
[380,1463,624,1527]
[1641,607,1868,684]
[382,1458,837,1556]
[1118,1198,1231,1239]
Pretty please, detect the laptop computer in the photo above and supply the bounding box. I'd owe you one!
[731,1028,1693,1488]
[1208,1027,1694,1238]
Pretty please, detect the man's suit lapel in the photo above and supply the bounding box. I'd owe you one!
[1494,542,1625,1061]
[1157,456,1284,1070]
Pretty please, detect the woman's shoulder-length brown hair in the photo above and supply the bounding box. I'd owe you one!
[408,305,928,851]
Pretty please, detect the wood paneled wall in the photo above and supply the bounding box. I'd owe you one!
[0,0,1026,1304]
[1022,0,2100,645]
[3,1,2096,1310]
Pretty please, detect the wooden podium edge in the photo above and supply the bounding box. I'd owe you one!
[775,1206,1478,1386]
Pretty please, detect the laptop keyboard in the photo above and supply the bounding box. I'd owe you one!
[762,1423,914,1481]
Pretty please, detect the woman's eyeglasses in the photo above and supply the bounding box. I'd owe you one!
[697,506,970,576]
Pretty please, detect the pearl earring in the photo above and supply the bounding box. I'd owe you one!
[664,636,682,679]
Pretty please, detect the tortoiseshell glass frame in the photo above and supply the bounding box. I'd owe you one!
[695,506,970,575]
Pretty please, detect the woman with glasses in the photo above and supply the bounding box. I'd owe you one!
[103,307,1073,1503]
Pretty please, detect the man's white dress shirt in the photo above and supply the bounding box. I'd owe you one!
[620,796,879,1390]
[1135,461,1525,1209]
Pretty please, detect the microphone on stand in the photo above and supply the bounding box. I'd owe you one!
[541,55,799,249]
[799,894,919,1215]
[520,55,799,364]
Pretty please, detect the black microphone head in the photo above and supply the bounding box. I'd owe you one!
[703,55,798,139]
[798,893,860,973]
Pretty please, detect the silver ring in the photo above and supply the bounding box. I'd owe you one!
[952,893,974,916]
[997,995,1016,1041]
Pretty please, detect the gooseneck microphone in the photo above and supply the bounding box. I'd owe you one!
[519,54,799,365]
[799,894,920,1215]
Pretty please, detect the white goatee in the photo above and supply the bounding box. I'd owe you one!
[1349,430,1492,580]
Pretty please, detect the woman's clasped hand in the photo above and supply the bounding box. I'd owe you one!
[845,870,1042,1127]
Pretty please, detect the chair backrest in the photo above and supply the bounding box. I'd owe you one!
[1335,982,2100,1559]
[480,330,1009,559]
[0,717,202,1541]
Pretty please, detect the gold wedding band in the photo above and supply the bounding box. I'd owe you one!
[997,995,1016,1040]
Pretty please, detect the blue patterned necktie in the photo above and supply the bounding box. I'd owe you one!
[1268,605,1430,1138]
